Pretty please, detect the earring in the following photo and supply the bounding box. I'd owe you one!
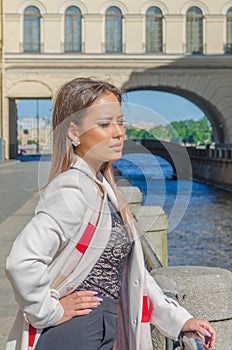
[71,138,80,147]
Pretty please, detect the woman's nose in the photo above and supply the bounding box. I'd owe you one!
[112,122,124,138]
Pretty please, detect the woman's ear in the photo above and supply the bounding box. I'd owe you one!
[67,122,81,147]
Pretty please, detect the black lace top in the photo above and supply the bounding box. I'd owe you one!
[76,199,132,299]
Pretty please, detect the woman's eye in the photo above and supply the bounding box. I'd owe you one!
[98,122,110,127]
[97,119,125,127]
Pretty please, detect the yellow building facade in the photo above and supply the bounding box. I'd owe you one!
[2,0,232,159]
[4,0,232,55]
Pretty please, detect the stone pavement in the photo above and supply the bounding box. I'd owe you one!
[0,160,50,224]
[0,160,50,349]
[0,194,39,348]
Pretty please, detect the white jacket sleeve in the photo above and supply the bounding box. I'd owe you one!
[5,213,65,329]
[5,180,87,329]
[145,269,193,340]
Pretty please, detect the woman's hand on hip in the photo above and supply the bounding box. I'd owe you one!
[55,290,102,325]
[181,317,216,349]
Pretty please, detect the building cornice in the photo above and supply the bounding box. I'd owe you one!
[4,53,232,70]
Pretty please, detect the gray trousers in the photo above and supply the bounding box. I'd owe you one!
[35,297,118,350]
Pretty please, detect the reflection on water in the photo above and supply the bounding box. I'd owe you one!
[114,154,232,270]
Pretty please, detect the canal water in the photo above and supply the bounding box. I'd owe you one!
[114,154,232,270]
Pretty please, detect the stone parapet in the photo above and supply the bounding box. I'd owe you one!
[119,185,143,211]
[151,266,232,350]
[119,185,168,268]
[132,205,168,268]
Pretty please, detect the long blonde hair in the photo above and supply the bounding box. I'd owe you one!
[48,77,134,229]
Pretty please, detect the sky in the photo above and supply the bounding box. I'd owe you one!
[123,90,204,123]
[17,90,204,124]
[17,99,52,118]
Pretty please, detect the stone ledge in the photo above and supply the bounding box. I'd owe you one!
[151,266,232,320]
[151,266,232,350]
[119,185,143,205]
[132,205,168,232]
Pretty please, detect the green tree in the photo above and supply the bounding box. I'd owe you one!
[125,116,213,145]
[126,128,152,140]
[170,117,212,145]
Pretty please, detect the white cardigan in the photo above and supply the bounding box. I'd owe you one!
[5,157,192,350]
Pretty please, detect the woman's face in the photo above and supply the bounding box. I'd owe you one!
[76,92,125,172]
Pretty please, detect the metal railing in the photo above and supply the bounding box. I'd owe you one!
[168,332,210,350]
[163,291,212,350]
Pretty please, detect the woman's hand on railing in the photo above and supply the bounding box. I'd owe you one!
[181,317,216,349]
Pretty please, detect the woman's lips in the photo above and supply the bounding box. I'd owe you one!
[109,142,123,152]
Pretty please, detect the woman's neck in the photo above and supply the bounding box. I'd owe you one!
[75,152,103,177]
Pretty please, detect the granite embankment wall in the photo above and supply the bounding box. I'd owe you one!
[119,184,232,350]
[188,147,232,191]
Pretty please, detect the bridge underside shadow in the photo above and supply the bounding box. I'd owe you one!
[123,140,192,180]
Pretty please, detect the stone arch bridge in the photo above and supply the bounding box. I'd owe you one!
[123,139,192,180]
[121,56,232,147]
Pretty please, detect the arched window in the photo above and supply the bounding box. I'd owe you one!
[24,6,41,52]
[186,7,203,54]
[146,7,163,53]
[65,6,82,52]
[105,7,122,53]
[226,8,232,53]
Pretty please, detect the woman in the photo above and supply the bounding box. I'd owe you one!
[5,77,216,350]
